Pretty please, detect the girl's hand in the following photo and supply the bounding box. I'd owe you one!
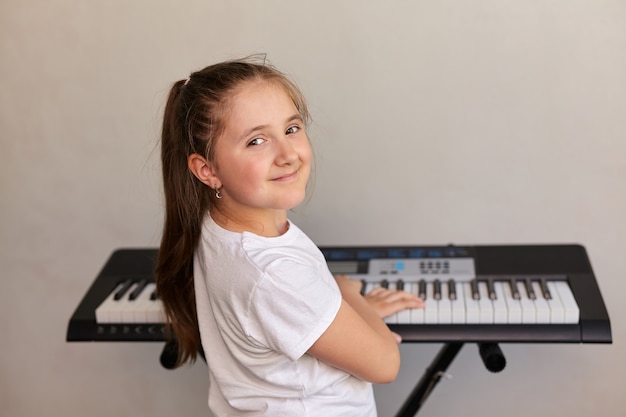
[364,287,424,319]
[364,287,424,344]
[333,275,425,344]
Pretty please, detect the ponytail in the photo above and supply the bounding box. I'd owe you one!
[156,80,208,366]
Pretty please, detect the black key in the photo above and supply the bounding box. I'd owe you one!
[129,279,148,300]
[470,279,480,300]
[381,279,389,289]
[433,279,442,300]
[524,278,536,300]
[360,280,367,296]
[486,278,497,300]
[150,288,158,301]
[539,278,552,299]
[396,279,405,291]
[113,279,134,300]
[448,279,457,300]
[509,278,520,300]
[418,279,427,300]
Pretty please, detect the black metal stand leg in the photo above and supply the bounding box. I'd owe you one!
[160,338,207,369]
[394,343,464,417]
[159,338,178,369]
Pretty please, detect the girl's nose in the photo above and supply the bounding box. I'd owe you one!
[275,138,299,165]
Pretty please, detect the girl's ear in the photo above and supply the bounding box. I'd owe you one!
[188,154,220,188]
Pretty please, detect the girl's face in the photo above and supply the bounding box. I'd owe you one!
[210,80,311,222]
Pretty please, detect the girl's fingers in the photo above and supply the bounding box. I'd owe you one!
[364,288,424,318]
[366,288,424,305]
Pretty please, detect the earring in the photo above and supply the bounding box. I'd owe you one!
[214,186,222,199]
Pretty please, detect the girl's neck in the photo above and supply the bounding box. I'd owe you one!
[210,205,289,237]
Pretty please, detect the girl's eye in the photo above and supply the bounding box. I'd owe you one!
[286,125,300,135]
[247,137,265,147]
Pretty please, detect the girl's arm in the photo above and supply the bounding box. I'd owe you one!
[306,275,422,384]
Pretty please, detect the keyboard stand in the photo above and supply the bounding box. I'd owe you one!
[159,339,495,417]
[394,343,463,417]
[395,342,506,417]
[159,338,207,370]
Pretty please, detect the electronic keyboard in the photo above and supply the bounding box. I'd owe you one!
[66,244,611,344]
[66,244,611,417]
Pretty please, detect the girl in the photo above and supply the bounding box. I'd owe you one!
[156,57,423,416]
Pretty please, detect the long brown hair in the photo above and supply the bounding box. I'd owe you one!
[156,57,310,367]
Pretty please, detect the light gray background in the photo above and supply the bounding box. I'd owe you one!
[2,1,624,416]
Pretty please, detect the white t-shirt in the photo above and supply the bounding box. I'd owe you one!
[194,214,376,417]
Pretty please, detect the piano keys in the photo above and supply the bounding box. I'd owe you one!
[66,244,612,344]
[363,276,580,325]
[92,275,579,327]
[95,281,164,324]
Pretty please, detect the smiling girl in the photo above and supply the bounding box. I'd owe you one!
[156,57,422,416]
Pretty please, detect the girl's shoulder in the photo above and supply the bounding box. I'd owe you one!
[241,222,325,273]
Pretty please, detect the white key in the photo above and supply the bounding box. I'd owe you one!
[450,281,466,324]
[411,306,425,324]
[144,284,165,323]
[131,282,151,322]
[383,281,398,324]
[147,299,165,323]
[546,281,566,323]
[95,283,132,323]
[95,283,124,323]
[532,282,551,324]
[492,282,509,324]
[410,283,425,324]
[120,284,142,323]
[438,283,452,324]
[364,280,382,305]
[395,281,414,324]
[424,282,438,324]
[502,281,522,324]
[554,281,580,323]
[464,283,480,324]
[363,281,378,294]
[478,282,494,324]
[518,282,536,324]
[132,283,163,323]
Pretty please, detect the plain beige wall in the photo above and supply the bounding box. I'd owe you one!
[1,1,624,416]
